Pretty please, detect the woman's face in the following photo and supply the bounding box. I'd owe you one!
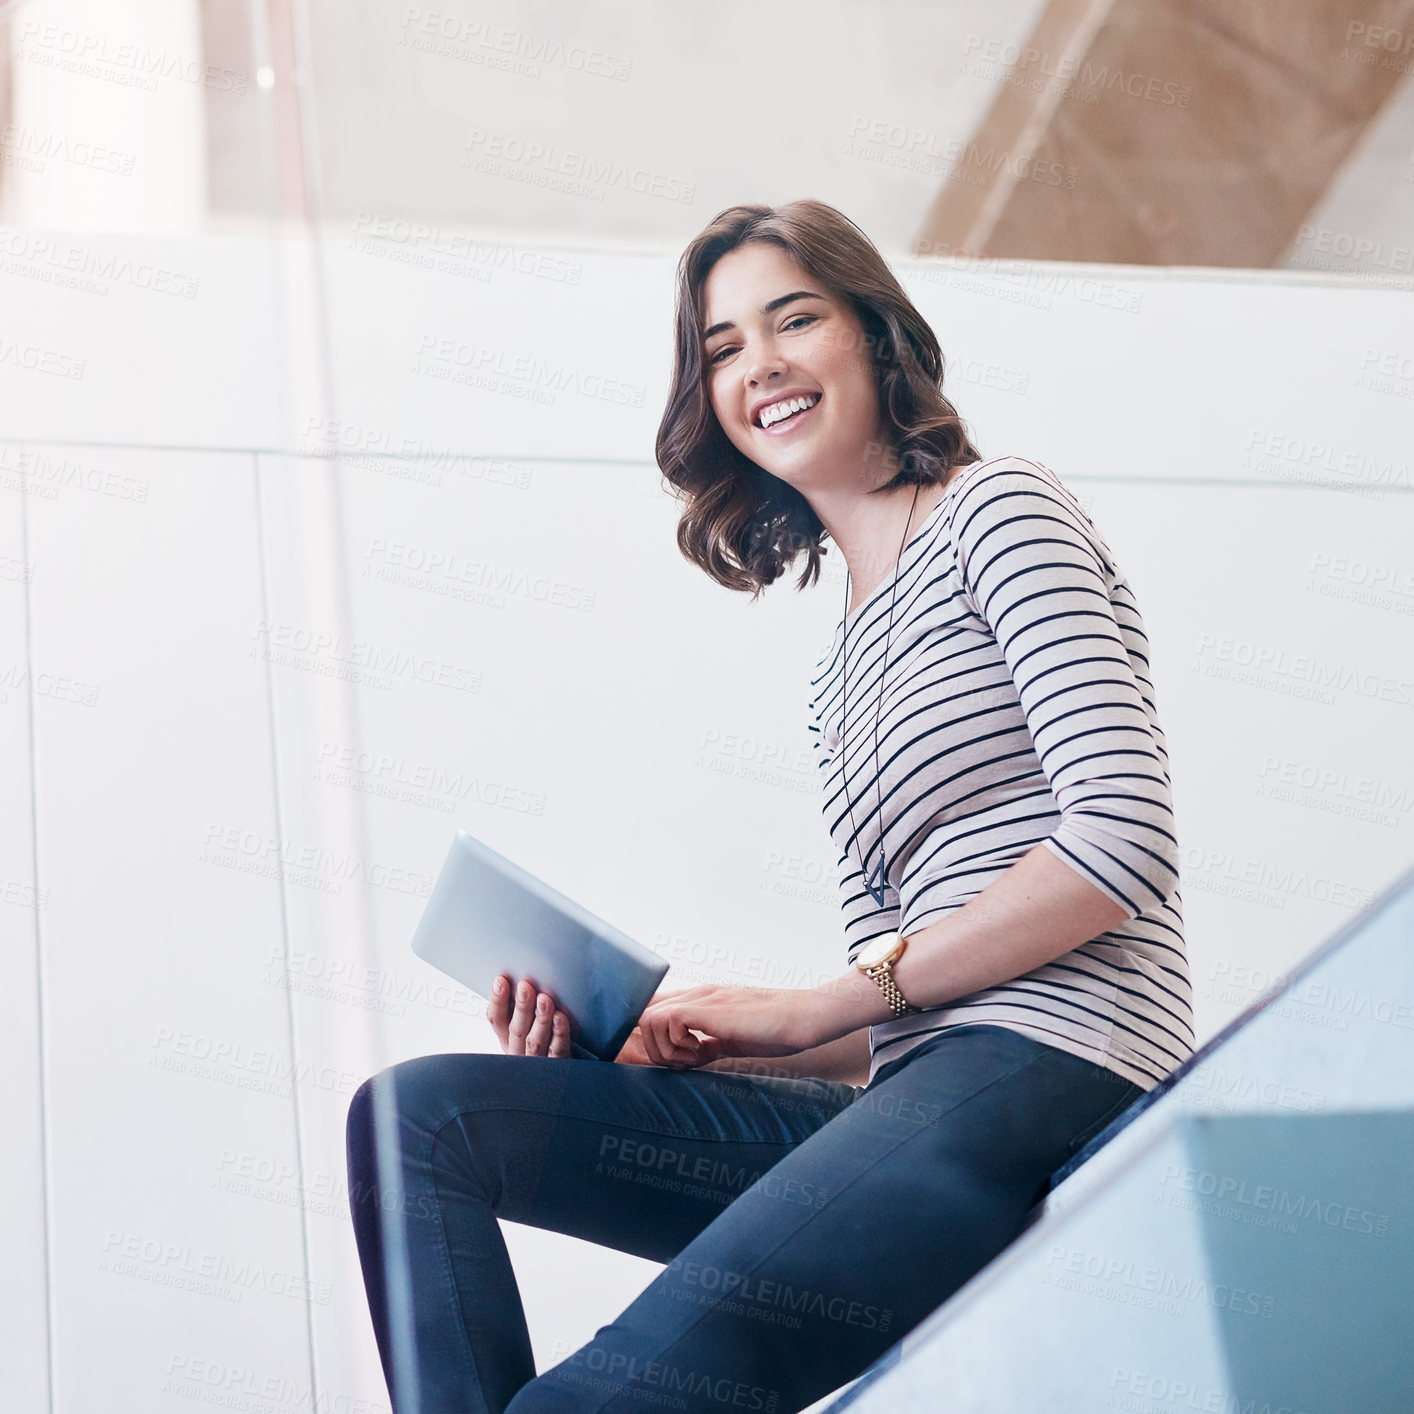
[700,242,889,498]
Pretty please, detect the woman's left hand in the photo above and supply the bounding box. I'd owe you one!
[635,984,819,1069]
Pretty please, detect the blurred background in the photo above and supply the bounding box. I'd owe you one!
[3,1,1412,1410]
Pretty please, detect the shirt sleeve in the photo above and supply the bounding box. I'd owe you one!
[949,459,1181,919]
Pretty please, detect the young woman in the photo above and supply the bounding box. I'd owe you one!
[346,199,1192,1414]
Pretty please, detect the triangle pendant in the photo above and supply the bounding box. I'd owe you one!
[864,850,888,906]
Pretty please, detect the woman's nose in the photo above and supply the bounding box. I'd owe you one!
[747,348,789,385]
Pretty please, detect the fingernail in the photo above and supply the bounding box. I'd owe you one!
[492,978,505,995]
[538,995,549,1013]
[553,1014,564,1028]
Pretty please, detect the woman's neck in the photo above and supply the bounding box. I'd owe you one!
[836,479,952,613]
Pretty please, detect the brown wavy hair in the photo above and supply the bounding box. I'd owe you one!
[655,199,983,599]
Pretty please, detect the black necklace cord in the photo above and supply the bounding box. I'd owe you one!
[840,479,923,904]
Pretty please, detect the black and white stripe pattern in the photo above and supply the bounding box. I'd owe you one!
[807,456,1192,1091]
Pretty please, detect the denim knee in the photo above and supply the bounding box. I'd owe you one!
[347,1053,497,1174]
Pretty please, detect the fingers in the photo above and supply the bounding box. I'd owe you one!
[639,1007,702,1069]
[492,975,572,1058]
[639,996,705,1069]
[668,1012,696,1053]
[509,979,553,1054]
[488,974,511,1049]
[546,1007,573,1058]
[638,1021,669,1068]
[527,989,557,1054]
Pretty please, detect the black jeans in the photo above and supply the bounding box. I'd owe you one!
[346,1023,1143,1414]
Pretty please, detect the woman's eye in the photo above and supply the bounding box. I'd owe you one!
[707,316,814,365]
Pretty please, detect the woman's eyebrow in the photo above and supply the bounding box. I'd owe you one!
[702,290,824,342]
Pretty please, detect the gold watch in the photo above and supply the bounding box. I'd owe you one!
[853,931,919,1017]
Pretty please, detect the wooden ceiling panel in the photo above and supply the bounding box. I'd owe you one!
[918,0,1414,267]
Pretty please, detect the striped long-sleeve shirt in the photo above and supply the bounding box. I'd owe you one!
[807,455,1192,1091]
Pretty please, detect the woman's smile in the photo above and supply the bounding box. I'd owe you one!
[755,391,823,436]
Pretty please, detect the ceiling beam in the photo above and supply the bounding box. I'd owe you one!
[917,0,1414,267]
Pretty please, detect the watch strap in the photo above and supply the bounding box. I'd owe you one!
[864,959,918,1017]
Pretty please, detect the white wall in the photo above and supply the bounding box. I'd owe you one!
[2,0,207,233]
[3,229,1412,1412]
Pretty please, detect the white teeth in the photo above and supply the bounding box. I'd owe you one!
[757,393,819,428]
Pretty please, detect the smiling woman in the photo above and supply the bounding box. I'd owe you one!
[346,199,1181,1414]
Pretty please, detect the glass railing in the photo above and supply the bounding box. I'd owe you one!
[823,862,1414,1413]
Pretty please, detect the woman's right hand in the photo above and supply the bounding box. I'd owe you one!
[488,975,574,1059]
[487,975,689,1064]
[616,986,701,1066]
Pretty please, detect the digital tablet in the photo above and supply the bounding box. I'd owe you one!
[410,830,671,1061]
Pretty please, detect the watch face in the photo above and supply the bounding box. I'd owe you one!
[856,931,902,969]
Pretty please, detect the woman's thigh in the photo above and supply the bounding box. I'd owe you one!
[506,1024,1143,1414]
[347,1049,863,1264]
